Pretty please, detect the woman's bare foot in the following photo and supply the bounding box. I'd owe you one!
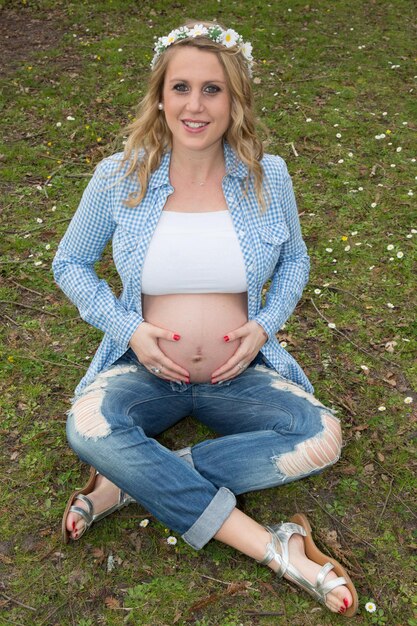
[268,532,353,614]
[66,474,122,540]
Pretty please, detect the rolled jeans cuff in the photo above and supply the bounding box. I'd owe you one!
[181,487,236,550]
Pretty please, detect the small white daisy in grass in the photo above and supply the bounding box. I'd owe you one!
[36,218,43,223]
[338,159,344,163]
[396,251,404,258]
[411,229,417,234]
[360,365,370,372]
[387,244,394,250]
[365,601,377,613]
[336,133,342,138]
[369,266,375,270]
[387,303,395,309]
[314,288,321,294]
[66,115,75,121]
[56,121,62,127]
[378,406,386,412]
[396,146,402,152]
[306,117,312,122]
[280,341,288,348]
[325,248,333,252]
[45,244,51,250]
[404,396,413,404]
[139,519,149,528]
[407,190,414,196]
[371,202,377,208]
[351,231,358,236]
[167,536,177,545]
[328,322,336,329]
[34,260,43,266]
[344,245,351,251]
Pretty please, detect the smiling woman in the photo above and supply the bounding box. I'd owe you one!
[162,46,231,154]
[54,19,358,618]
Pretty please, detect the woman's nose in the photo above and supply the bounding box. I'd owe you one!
[185,91,204,112]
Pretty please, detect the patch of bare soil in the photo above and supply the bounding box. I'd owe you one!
[0,7,66,77]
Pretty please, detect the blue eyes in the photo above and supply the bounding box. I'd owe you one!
[173,83,221,94]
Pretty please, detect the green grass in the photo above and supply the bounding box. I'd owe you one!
[1,0,416,624]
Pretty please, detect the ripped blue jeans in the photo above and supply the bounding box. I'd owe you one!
[66,349,342,550]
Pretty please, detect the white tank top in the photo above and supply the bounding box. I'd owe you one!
[141,211,248,295]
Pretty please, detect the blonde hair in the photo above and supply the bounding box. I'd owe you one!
[116,20,267,211]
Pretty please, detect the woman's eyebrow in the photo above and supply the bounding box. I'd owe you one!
[167,77,227,84]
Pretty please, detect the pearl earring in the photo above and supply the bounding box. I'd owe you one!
[158,102,164,111]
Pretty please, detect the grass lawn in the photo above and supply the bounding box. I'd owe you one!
[0,0,416,624]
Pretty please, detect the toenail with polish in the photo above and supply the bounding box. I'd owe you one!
[72,521,76,529]
[343,598,349,607]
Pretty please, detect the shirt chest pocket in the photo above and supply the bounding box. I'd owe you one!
[256,222,290,277]
[112,225,142,274]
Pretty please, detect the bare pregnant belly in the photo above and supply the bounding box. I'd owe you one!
[142,293,248,383]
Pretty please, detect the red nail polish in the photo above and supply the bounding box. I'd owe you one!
[173,334,180,341]
[72,521,76,529]
[224,335,230,342]
[186,377,190,384]
[343,598,349,608]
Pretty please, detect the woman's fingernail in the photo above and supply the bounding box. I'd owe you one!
[173,334,181,341]
[224,335,230,342]
[186,377,190,384]
[72,521,76,529]
[343,598,349,608]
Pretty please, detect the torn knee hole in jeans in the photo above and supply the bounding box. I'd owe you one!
[274,413,342,477]
[70,364,138,440]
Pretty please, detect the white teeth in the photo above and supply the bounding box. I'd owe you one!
[184,121,207,128]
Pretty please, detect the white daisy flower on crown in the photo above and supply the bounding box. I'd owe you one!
[189,24,209,37]
[241,41,253,61]
[166,30,178,45]
[222,28,240,48]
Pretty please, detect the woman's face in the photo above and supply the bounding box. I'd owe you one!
[161,46,232,154]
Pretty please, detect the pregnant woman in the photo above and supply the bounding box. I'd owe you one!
[53,21,358,617]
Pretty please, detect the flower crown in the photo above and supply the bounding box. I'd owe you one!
[151,24,254,76]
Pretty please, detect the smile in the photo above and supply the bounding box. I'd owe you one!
[182,120,209,129]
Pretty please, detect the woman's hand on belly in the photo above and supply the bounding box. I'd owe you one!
[129,322,190,383]
[211,320,268,384]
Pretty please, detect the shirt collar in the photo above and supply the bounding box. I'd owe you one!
[148,141,248,190]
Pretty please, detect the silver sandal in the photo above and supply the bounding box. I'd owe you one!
[258,514,358,617]
[62,468,135,543]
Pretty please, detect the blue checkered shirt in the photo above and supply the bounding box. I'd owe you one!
[52,142,313,395]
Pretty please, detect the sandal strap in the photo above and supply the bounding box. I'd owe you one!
[261,522,307,578]
[69,493,94,528]
[73,494,93,517]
